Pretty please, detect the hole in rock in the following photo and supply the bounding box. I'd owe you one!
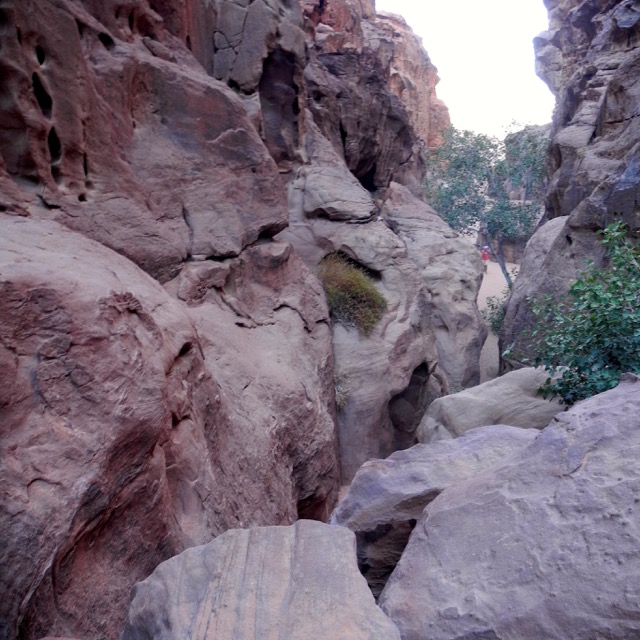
[128,10,134,31]
[16,26,22,43]
[35,45,45,64]
[51,165,62,184]
[297,493,329,521]
[98,32,115,50]
[78,193,86,202]
[76,20,85,37]
[82,153,88,176]
[185,35,191,50]
[566,234,573,246]
[178,342,192,357]
[32,73,52,117]
[358,163,378,192]
[389,362,432,450]
[47,127,61,163]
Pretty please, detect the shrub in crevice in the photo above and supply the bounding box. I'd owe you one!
[318,253,387,336]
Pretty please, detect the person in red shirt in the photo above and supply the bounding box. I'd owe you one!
[481,246,490,272]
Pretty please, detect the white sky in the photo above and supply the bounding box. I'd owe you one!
[374,0,556,138]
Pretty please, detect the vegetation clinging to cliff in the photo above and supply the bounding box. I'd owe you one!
[526,222,640,404]
[318,253,387,337]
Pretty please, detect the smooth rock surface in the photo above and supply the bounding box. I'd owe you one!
[418,367,565,443]
[121,520,401,640]
[331,426,538,597]
[381,375,640,640]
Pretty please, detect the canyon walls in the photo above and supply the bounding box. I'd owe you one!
[502,0,640,359]
[0,0,485,637]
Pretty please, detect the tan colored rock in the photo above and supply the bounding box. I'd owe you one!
[417,367,564,443]
[121,520,400,640]
[331,426,538,597]
[381,375,640,640]
[381,183,485,389]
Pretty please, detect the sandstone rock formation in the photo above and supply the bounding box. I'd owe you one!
[418,367,565,443]
[381,183,486,389]
[121,520,401,639]
[331,426,538,597]
[503,0,640,357]
[0,0,471,636]
[0,215,339,640]
[380,375,640,640]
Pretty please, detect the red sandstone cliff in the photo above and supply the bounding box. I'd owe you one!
[0,2,483,638]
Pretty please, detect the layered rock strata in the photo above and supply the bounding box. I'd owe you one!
[503,0,640,357]
[121,520,401,639]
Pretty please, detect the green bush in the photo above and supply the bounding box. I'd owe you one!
[482,288,509,335]
[528,222,640,404]
[318,253,387,336]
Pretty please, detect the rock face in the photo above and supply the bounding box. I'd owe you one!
[0,0,473,637]
[418,367,564,443]
[331,426,538,597]
[121,520,401,640]
[380,375,640,640]
[0,215,339,640]
[503,0,640,357]
[381,183,486,390]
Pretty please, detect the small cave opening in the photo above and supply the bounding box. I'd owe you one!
[32,72,52,118]
[297,493,329,522]
[185,35,192,50]
[388,363,432,451]
[35,45,45,65]
[258,47,299,165]
[358,164,378,192]
[98,32,115,51]
[128,10,135,32]
[47,127,61,164]
[82,153,88,177]
[16,26,22,44]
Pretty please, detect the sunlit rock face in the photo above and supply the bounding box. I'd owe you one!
[502,0,640,358]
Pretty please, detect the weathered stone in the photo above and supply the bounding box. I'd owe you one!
[418,367,565,443]
[121,520,400,640]
[505,0,640,358]
[0,213,339,639]
[381,183,485,389]
[380,375,640,640]
[331,426,538,597]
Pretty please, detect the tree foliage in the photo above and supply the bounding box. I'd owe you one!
[424,125,548,286]
[527,222,640,404]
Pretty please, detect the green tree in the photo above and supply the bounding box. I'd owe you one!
[424,125,547,287]
[527,222,640,404]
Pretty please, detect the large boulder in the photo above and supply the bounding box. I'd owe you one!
[0,214,339,639]
[331,426,538,597]
[417,367,564,443]
[121,520,401,640]
[380,375,640,640]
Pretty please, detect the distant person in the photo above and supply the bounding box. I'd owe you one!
[481,246,490,273]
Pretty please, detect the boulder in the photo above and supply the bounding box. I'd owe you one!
[0,214,339,639]
[331,426,538,597]
[380,375,640,640]
[121,520,400,640]
[418,367,564,443]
